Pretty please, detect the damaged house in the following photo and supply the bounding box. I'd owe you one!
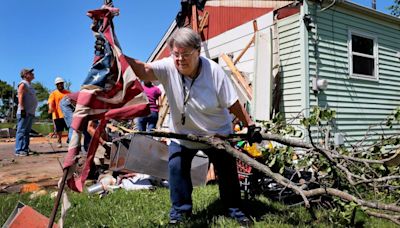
[149,0,400,147]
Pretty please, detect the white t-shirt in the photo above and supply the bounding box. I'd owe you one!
[149,56,238,149]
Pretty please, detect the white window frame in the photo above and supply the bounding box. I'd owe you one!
[348,29,379,80]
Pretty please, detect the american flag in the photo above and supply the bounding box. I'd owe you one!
[63,5,150,192]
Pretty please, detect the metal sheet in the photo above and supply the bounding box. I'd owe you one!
[110,134,209,186]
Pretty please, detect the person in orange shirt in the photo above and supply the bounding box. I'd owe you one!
[48,77,70,148]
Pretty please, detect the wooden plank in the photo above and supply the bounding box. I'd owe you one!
[156,94,169,129]
[191,5,198,32]
[233,20,259,65]
[198,11,209,34]
[233,37,255,65]
[221,53,253,100]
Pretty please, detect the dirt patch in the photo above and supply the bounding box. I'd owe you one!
[0,136,69,193]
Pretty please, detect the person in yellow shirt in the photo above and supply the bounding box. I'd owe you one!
[48,77,70,148]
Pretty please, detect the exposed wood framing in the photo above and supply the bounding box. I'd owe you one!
[191,4,198,32]
[198,11,209,34]
[233,20,259,65]
[156,94,169,129]
[221,53,253,101]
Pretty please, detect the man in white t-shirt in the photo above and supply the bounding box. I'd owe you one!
[125,27,261,225]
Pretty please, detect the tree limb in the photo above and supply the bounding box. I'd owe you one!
[129,130,400,224]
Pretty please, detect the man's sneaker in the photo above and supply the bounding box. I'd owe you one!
[27,148,38,155]
[228,208,251,226]
[168,219,180,225]
[15,152,28,157]
[169,211,191,225]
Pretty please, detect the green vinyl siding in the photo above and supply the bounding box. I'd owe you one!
[307,3,400,146]
[277,14,304,122]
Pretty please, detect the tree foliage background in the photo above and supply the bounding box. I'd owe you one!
[32,82,51,120]
[0,80,51,120]
[389,0,400,16]
[0,80,16,119]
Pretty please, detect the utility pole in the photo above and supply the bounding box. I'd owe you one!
[372,0,376,10]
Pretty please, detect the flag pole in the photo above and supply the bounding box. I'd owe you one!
[48,168,69,228]
[48,1,113,227]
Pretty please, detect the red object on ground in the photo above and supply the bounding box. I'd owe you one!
[5,202,58,228]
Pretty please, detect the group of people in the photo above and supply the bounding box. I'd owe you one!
[15,71,163,155]
[16,27,261,225]
[15,73,70,156]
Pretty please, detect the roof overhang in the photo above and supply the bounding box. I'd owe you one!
[147,0,298,62]
[147,20,177,62]
[309,0,400,25]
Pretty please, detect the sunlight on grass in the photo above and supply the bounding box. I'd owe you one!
[0,185,398,227]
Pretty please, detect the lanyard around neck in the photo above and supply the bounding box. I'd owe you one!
[180,59,202,125]
[181,59,202,106]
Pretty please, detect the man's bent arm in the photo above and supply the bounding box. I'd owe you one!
[228,100,254,127]
[125,56,157,82]
[17,83,25,110]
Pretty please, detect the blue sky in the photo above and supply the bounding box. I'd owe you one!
[0,0,394,92]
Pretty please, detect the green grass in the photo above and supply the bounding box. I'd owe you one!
[31,122,53,135]
[0,185,397,227]
[0,121,53,135]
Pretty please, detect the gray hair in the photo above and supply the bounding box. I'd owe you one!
[168,27,201,50]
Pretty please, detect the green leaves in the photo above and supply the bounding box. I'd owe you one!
[32,82,50,102]
[0,80,16,118]
[386,108,400,129]
[301,106,336,128]
[388,0,400,17]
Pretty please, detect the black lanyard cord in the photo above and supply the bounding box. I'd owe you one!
[180,59,202,125]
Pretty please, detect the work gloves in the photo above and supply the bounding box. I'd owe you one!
[94,36,106,54]
[247,124,263,145]
[20,110,27,118]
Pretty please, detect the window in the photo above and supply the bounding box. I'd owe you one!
[348,30,378,79]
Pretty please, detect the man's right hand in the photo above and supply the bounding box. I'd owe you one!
[247,124,263,145]
[20,109,27,117]
[95,36,105,54]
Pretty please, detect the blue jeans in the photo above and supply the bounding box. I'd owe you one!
[60,96,91,152]
[15,114,34,153]
[136,111,159,132]
[60,97,74,140]
[168,141,241,220]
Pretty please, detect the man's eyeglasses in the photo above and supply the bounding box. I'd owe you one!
[171,49,197,59]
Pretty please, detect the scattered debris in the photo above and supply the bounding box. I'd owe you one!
[119,174,155,191]
[0,128,16,138]
[2,201,58,228]
[20,183,41,193]
[29,189,48,199]
[110,134,208,186]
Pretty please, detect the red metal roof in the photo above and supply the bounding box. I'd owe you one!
[201,6,273,41]
[155,6,274,60]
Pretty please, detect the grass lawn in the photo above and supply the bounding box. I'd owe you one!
[0,185,397,227]
[0,121,53,135]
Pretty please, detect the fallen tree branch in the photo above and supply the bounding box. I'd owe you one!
[303,188,400,213]
[364,210,400,225]
[135,131,310,207]
[130,130,400,224]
